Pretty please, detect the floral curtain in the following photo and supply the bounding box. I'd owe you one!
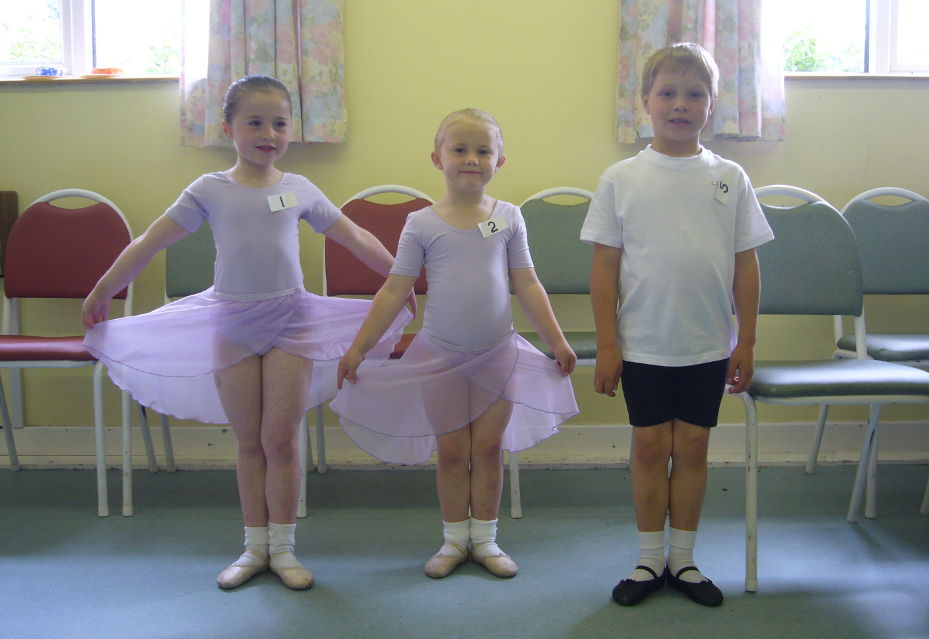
[617,0,785,143]
[180,0,346,147]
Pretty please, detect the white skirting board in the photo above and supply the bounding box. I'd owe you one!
[3,421,929,469]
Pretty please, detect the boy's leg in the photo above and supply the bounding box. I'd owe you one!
[668,419,710,532]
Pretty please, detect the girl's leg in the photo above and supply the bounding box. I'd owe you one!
[468,398,513,520]
[259,348,314,590]
[214,348,313,590]
[215,355,267,525]
[259,348,312,525]
[214,355,268,589]
[425,427,473,578]
[468,398,518,578]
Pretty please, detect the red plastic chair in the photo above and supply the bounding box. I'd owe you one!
[312,186,431,473]
[0,189,134,516]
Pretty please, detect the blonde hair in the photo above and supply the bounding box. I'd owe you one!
[434,108,505,153]
[641,43,719,100]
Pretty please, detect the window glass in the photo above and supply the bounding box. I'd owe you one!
[0,0,64,67]
[92,0,181,74]
[892,0,929,70]
[765,0,867,73]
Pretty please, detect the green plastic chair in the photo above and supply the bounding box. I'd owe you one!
[512,188,593,518]
[739,185,929,592]
[807,187,929,518]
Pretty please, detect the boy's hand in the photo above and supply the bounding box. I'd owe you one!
[593,344,623,397]
[727,343,755,394]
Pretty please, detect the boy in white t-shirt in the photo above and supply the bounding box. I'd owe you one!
[581,43,774,607]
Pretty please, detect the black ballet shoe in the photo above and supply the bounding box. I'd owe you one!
[666,566,724,607]
[611,565,665,606]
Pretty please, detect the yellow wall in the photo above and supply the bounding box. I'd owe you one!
[1,0,927,430]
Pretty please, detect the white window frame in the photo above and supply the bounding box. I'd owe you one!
[871,0,928,73]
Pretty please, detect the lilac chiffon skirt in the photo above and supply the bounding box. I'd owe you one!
[83,287,412,424]
[330,331,579,465]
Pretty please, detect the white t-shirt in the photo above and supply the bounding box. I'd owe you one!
[391,201,533,351]
[166,172,341,300]
[580,146,774,366]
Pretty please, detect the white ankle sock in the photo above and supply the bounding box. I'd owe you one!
[236,526,268,564]
[432,519,469,556]
[668,527,706,583]
[469,517,502,554]
[244,526,269,551]
[268,522,301,568]
[629,530,665,581]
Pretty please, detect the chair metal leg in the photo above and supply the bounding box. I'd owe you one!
[315,405,327,474]
[865,428,879,519]
[10,368,24,429]
[508,450,522,519]
[121,390,133,516]
[847,404,881,523]
[137,404,159,473]
[920,474,929,515]
[741,393,759,593]
[805,404,830,474]
[93,364,109,517]
[0,377,21,470]
[297,413,308,518]
[159,412,176,472]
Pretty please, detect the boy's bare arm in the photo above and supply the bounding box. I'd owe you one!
[590,243,623,397]
[729,248,761,393]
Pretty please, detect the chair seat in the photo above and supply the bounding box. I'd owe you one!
[520,331,598,361]
[0,335,94,361]
[750,358,929,399]
[836,333,929,361]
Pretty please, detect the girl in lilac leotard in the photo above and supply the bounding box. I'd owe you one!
[82,76,411,591]
[332,109,578,579]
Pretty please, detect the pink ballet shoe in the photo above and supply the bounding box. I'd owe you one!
[470,541,518,578]
[424,542,468,579]
[216,549,269,589]
[269,551,315,590]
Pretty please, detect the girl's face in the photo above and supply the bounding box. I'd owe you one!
[431,119,505,194]
[642,67,715,157]
[222,89,292,169]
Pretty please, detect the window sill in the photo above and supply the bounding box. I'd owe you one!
[785,72,929,81]
[0,75,178,86]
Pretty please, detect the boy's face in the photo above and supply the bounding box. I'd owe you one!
[642,67,715,157]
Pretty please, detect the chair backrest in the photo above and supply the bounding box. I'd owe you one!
[519,188,594,294]
[4,189,132,301]
[165,222,216,299]
[754,185,862,317]
[841,188,929,295]
[325,185,431,296]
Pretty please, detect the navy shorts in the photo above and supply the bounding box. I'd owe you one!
[620,359,729,428]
